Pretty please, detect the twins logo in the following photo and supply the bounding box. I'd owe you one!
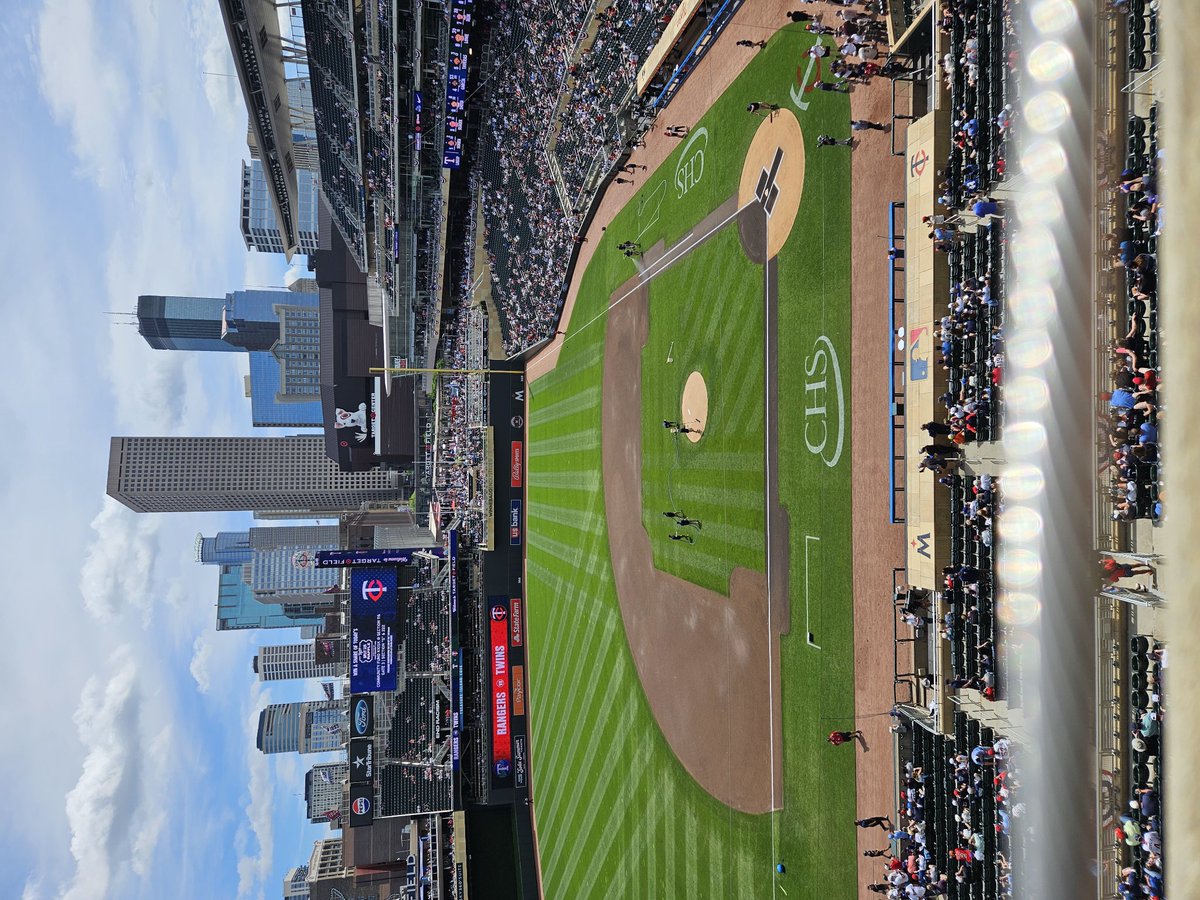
[360,578,388,602]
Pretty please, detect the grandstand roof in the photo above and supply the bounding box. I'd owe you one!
[218,0,301,259]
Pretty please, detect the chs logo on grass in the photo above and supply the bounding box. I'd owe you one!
[802,335,845,468]
[674,127,708,199]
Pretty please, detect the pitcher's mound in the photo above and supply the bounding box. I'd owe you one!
[738,109,806,259]
[682,371,708,443]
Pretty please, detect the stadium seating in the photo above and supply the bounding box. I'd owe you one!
[897,712,1014,900]
[1103,103,1161,522]
[1116,635,1164,897]
[944,0,1017,207]
[945,226,1004,443]
[946,475,997,691]
[479,0,687,353]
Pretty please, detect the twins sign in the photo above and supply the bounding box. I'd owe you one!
[349,567,400,693]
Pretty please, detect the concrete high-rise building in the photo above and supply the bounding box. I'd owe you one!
[246,546,340,596]
[241,160,320,255]
[106,435,401,514]
[305,763,348,824]
[253,642,341,682]
[283,866,311,900]
[214,564,324,633]
[256,700,344,754]
[307,838,349,882]
[197,527,340,565]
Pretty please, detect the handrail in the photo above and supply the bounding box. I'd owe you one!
[888,201,907,525]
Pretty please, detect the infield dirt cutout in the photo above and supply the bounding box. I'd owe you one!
[681,371,707,443]
[597,127,802,814]
[738,108,805,260]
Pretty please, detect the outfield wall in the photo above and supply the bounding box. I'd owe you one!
[478,369,539,899]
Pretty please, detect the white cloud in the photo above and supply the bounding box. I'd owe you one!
[21,877,44,900]
[189,635,214,694]
[34,0,131,190]
[78,499,161,621]
[60,650,142,900]
[237,683,274,899]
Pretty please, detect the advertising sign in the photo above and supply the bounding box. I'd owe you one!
[349,738,374,784]
[514,734,528,789]
[509,499,522,546]
[314,638,342,664]
[442,0,474,168]
[349,694,375,737]
[448,529,459,614]
[350,567,400,693]
[511,441,523,487]
[490,600,511,776]
[452,650,463,770]
[512,664,525,717]
[510,597,523,646]
[348,784,375,827]
[316,547,443,568]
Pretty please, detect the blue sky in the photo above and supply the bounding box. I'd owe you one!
[1,1,336,897]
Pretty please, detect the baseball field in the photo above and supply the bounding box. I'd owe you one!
[524,28,859,898]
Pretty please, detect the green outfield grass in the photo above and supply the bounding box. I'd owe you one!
[525,27,857,899]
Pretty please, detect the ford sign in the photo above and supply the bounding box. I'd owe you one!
[354,699,371,735]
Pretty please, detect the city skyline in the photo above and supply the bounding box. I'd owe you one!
[0,1,342,896]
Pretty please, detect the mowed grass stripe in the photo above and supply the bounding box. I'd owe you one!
[526,601,618,794]
[525,534,611,706]
[550,719,656,896]
[526,547,616,734]
[530,613,627,792]
[525,429,603,457]
[527,385,601,431]
[540,694,641,879]
[528,469,602,491]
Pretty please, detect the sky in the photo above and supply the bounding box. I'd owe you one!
[0,1,336,897]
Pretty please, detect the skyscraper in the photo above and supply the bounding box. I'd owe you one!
[256,700,344,754]
[197,526,340,565]
[253,641,341,682]
[304,763,348,824]
[282,866,311,900]
[106,435,401,514]
[241,160,320,255]
[136,291,306,352]
[214,564,325,632]
[136,289,323,427]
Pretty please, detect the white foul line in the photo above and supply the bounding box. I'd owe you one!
[805,535,822,649]
[566,197,757,342]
